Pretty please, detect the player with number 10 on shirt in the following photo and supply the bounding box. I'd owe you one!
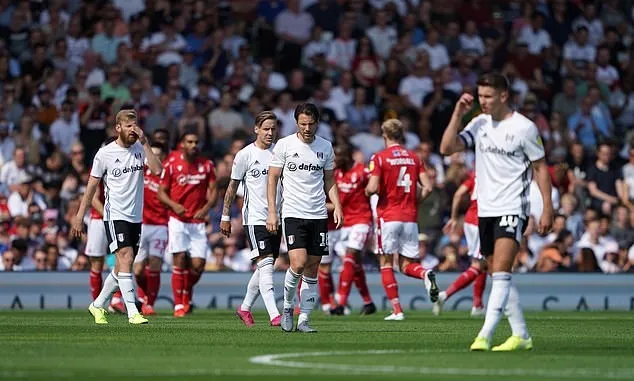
[365,119,438,321]
[72,109,163,325]
[266,103,343,333]
[440,73,553,351]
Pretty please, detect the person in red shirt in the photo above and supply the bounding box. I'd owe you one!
[366,119,437,321]
[158,132,217,318]
[132,142,168,316]
[433,172,487,317]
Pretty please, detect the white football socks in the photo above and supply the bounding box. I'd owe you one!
[257,257,279,320]
[478,272,511,341]
[298,275,318,325]
[505,284,529,339]
[283,268,301,309]
[117,272,139,318]
[93,270,118,309]
[241,268,260,311]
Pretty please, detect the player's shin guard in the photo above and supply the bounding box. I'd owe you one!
[380,267,402,314]
[241,268,260,312]
[172,267,185,310]
[477,272,511,341]
[283,268,301,309]
[336,254,356,307]
[446,266,480,299]
[505,285,529,339]
[317,268,334,307]
[145,267,160,306]
[353,264,373,305]
[473,271,487,308]
[257,257,279,320]
[89,269,103,300]
[94,270,118,308]
[403,263,426,279]
[298,275,318,325]
[117,272,140,318]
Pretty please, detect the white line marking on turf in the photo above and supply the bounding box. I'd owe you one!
[249,349,634,379]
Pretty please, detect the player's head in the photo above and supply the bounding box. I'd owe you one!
[180,130,200,158]
[294,103,320,142]
[381,119,405,145]
[254,111,278,147]
[152,128,169,148]
[150,142,167,162]
[334,144,353,169]
[476,72,510,116]
[114,109,139,146]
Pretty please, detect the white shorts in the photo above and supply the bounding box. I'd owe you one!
[379,220,419,259]
[85,218,108,257]
[464,222,482,260]
[320,230,341,265]
[134,224,168,264]
[167,217,208,259]
[334,224,371,256]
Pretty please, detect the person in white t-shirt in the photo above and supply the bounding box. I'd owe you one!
[220,111,282,328]
[267,103,343,333]
[441,73,553,352]
[71,109,163,325]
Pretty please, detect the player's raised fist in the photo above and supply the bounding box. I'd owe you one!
[455,93,474,116]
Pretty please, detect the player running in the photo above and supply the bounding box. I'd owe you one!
[366,119,437,321]
[440,72,553,351]
[433,172,487,317]
[73,109,163,325]
[158,131,217,318]
[132,142,169,316]
[267,103,343,333]
[220,111,282,327]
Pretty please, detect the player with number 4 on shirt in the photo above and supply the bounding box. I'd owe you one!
[72,109,163,325]
[440,73,553,351]
[366,119,438,321]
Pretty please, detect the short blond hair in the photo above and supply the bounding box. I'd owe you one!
[381,118,404,143]
[115,109,137,126]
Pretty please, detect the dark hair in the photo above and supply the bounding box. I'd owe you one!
[153,128,169,137]
[180,129,199,142]
[476,72,509,91]
[150,142,166,153]
[294,103,320,123]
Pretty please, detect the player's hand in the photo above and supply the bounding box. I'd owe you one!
[172,203,186,216]
[454,93,474,117]
[132,125,147,144]
[193,209,208,220]
[70,215,84,239]
[333,207,344,229]
[219,220,232,238]
[266,212,278,233]
[442,218,458,235]
[537,208,553,236]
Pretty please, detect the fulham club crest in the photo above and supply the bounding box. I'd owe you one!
[287,235,295,245]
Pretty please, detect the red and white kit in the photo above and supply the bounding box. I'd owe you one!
[85,182,108,257]
[134,167,169,264]
[335,163,372,255]
[462,173,481,260]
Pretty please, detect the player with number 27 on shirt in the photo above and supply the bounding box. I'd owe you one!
[366,119,438,321]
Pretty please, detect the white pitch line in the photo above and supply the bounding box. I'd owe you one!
[249,349,634,379]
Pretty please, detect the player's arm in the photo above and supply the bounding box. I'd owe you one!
[365,175,379,196]
[193,178,216,220]
[439,93,474,156]
[91,186,104,217]
[266,166,282,233]
[71,175,101,238]
[443,184,469,234]
[532,158,554,235]
[135,126,162,175]
[220,179,240,237]
[418,171,433,201]
[326,202,335,212]
[325,169,343,228]
[157,164,186,216]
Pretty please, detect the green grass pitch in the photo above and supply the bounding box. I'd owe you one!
[1,310,633,381]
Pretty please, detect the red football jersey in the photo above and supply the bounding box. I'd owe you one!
[462,173,478,226]
[336,163,372,227]
[369,145,424,223]
[143,167,168,225]
[90,181,105,219]
[160,154,216,223]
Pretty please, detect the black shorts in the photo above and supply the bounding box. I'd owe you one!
[478,215,527,257]
[283,217,329,256]
[245,225,282,259]
[104,220,142,254]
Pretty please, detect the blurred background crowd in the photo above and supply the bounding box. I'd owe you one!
[1,0,634,274]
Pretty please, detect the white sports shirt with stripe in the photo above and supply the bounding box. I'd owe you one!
[90,141,145,223]
[230,143,281,225]
[458,111,545,219]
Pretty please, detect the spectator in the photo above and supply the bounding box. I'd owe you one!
[274,0,314,73]
[7,174,47,217]
[587,142,623,214]
[416,27,449,71]
[562,26,596,78]
[345,87,376,133]
[568,95,610,151]
[0,146,28,194]
[49,101,80,156]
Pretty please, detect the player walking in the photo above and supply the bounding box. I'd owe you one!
[440,73,553,351]
[159,131,217,318]
[132,142,169,316]
[433,172,487,317]
[267,103,343,333]
[72,109,163,324]
[366,119,437,321]
[220,111,282,327]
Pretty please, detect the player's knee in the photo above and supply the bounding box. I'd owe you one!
[191,258,206,273]
[116,247,135,267]
[90,257,104,271]
[149,256,162,270]
[172,252,187,267]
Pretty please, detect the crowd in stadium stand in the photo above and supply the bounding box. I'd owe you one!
[0,0,633,273]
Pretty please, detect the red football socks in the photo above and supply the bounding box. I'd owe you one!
[353,264,373,305]
[336,254,356,307]
[89,269,102,300]
[145,267,160,306]
[318,268,334,306]
[403,263,426,279]
[473,270,487,308]
[172,267,185,307]
[446,266,481,298]
[380,267,402,314]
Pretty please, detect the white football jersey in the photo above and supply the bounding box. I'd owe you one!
[459,111,545,218]
[90,141,145,223]
[231,143,281,225]
[270,133,334,219]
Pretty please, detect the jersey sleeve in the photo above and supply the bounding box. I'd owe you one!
[324,143,335,171]
[270,139,285,168]
[230,150,248,181]
[368,153,381,177]
[522,123,546,162]
[458,115,483,149]
[90,150,105,178]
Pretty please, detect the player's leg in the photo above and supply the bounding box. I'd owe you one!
[397,222,439,303]
[334,224,371,314]
[378,221,403,320]
[133,252,148,307]
[86,219,107,300]
[253,225,282,325]
[318,229,339,313]
[88,257,104,300]
[88,222,118,324]
[167,217,189,317]
[237,226,263,327]
[471,259,487,316]
[280,218,309,331]
[143,226,166,314]
[184,222,208,313]
[111,221,146,323]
